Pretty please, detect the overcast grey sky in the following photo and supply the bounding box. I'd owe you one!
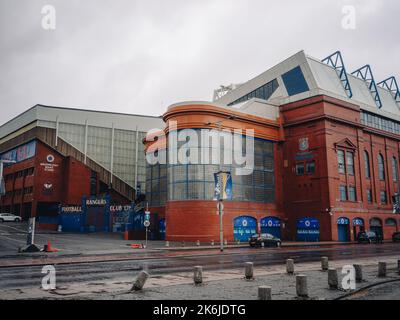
[0,0,399,124]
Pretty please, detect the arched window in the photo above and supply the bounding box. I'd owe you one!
[364,151,371,179]
[392,157,398,182]
[378,154,385,180]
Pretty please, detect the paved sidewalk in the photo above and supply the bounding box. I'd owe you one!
[2,255,399,300]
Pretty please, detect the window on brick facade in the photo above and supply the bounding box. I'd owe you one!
[338,150,345,174]
[367,189,373,204]
[378,154,385,180]
[306,162,315,174]
[296,164,305,176]
[380,191,388,204]
[364,151,371,179]
[348,186,357,202]
[392,157,398,182]
[340,185,347,201]
[346,152,355,175]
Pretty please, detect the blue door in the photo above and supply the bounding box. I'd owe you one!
[233,216,257,242]
[337,217,350,242]
[159,219,166,240]
[260,217,281,238]
[296,217,320,242]
[59,214,81,232]
[370,218,383,239]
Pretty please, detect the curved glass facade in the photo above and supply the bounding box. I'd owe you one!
[146,131,275,206]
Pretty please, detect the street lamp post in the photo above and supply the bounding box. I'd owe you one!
[206,116,235,252]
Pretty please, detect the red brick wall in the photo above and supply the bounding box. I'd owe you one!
[165,201,284,242]
[63,156,91,204]
[282,95,400,241]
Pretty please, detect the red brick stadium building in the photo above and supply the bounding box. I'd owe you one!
[2,51,400,242]
[144,51,400,242]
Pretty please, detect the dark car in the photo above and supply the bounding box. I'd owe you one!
[249,233,282,248]
[393,232,400,243]
[357,231,377,244]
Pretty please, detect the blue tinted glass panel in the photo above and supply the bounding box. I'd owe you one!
[282,66,309,96]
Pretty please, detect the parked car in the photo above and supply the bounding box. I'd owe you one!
[0,213,22,223]
[392,232,400,243]
[249,233,282,248]
[357,231,377,244]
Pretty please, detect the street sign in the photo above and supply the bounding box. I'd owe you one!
[144,220,150,228]
[145,210,151,221]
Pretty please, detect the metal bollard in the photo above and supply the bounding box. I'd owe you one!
[131,271,150,291]
[244,262,254,280]
[353,264,363,283]
[181,241,185,247]
[194,266,203,285]
[321,257,329,271]
[328,268,339,289]
[296,275,308,298]
[286,259,295,275]
[378,262,387,278]
[258,286,272,300]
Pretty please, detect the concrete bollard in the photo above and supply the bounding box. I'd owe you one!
[396,260,400,275]
[378,262,387,277]
[131,271,150,291]
[296,275,308,298]
[194,266,203,285]
[211,240,215,246]
[224,239,228,246]
[244,262,254,280]
[258,286,272,300]
[353,264,363,283]
[196,240,200,246]
[165,241,170,247]
[286,259,295,275]
[328,268,339,289]
[321,257,329,271]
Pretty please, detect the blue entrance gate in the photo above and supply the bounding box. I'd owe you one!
[260,217,281,238]
[233,216,257,242]
[337,217,350,242]
[159,219,166,240]
[296,217,320,242]
[370,218,383,239]
[59,205,83,232]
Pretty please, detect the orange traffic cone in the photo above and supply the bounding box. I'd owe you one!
[45,240,59,253]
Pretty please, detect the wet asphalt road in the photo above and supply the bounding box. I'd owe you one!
[1,242,399,291]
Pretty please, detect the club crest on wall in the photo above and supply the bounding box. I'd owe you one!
[299,138,309,152]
